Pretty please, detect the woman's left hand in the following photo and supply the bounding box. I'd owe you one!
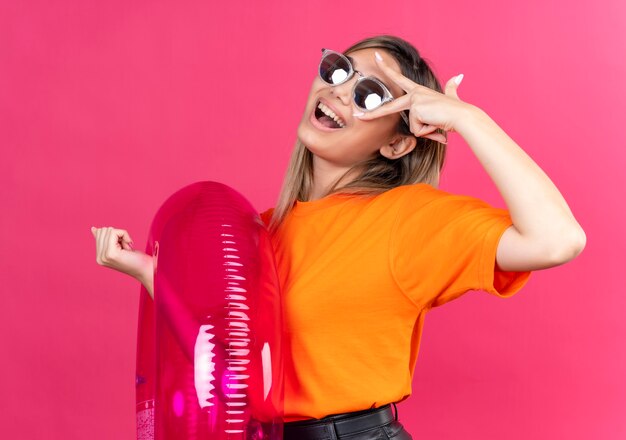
[354,51,472,144]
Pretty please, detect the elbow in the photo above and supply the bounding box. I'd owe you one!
[548,227,587,265]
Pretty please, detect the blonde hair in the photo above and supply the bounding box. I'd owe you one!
[268,34,447,234]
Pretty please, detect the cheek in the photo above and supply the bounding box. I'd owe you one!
[339,121,398,159]
[306,78,325,100]
[356,116,398,142]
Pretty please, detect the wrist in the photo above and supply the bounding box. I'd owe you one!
[133,252,154,287]
[453,103,488,135]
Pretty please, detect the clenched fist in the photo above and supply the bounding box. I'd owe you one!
[91,226,154,298]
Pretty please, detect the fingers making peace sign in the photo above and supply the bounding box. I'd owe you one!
[355,51,471,144]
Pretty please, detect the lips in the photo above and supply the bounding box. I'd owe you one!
[310,104,342,132]
[318,97,348,127]
[309,98,347,131]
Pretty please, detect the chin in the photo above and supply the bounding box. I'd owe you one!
[296,120,315,149]
[297,118,344,149]
[294,127,321,156]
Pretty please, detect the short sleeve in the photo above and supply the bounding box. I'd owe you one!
[259,208,274,227]
[390,187,532,309]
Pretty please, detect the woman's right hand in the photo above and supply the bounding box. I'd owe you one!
[91,226,154,297]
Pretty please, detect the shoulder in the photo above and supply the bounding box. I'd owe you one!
[393,183,505,223]
[390,183,455,208]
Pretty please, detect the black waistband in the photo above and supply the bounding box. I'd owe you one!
[283,403,397,440]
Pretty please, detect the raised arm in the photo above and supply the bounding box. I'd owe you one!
[454,106,586,272]
[91,226,155,299]
[354,51,586,272]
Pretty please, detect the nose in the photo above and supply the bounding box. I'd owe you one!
[329,76,357,107]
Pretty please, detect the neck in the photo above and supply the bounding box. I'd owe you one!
[309,155,357,201]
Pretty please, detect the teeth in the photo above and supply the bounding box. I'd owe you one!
[317,102,345,128]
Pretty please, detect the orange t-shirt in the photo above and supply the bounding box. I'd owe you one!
[260,183,532,422]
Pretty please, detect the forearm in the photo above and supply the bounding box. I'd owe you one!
[134,252,154,300]
[139,274,154,300]
[455,105,586,253]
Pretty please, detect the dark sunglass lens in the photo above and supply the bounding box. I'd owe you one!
[319,53,351,85]
[354,79,386,110]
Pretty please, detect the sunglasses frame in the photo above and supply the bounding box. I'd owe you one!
[319,48,410,127]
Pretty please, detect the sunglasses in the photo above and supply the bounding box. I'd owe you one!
[318,48,410,127]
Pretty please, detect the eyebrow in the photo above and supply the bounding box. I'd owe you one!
[346,54,366,77]
[346,54,395,91]
[346,54,374,79]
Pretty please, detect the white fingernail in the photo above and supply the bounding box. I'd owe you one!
[454,73,464,85]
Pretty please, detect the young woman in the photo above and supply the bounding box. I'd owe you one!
[92,35,586,439]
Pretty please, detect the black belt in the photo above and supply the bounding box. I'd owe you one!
[283,403,397,440]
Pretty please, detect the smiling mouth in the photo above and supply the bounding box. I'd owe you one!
[314,100,346,129]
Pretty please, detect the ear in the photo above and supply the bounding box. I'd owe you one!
[379,134,417,160]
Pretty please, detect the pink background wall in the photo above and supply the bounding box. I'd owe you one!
[1,0,623,438]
